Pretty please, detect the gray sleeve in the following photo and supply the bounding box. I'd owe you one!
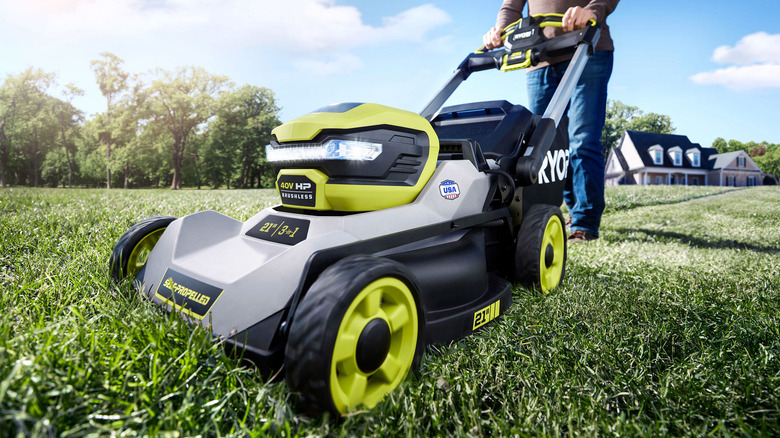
[496,0,527,30]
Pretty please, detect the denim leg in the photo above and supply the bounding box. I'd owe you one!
[564,51,613,236]
[526,66,561,116]
[526,51,613,236]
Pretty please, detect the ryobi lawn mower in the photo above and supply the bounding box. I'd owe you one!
[110,15,600,415]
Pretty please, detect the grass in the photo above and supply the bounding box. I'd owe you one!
[1,185,778,436]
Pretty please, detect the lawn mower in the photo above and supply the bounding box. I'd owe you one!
[110,15,600,415]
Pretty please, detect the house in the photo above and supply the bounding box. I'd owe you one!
[605,130,765,187]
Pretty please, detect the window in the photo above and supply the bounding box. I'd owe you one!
[649,146,663,165]
[726,175,735,186]
[748,176,756,186]
[655,176,663,185]
[670,175,677,185]
[668,146,683,166]
[691,178,699,186]
[687,149,701,167]
[738,156,746,167]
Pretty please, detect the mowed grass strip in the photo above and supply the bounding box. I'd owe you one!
[0,186,778,436]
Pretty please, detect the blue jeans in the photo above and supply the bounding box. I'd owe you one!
[526,50,613,236]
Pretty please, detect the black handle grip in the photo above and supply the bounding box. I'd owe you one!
[515,118,558,186]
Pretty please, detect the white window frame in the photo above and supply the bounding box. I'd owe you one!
[668,146,683,167]
[687,149,701,167]
[649,145,664,165]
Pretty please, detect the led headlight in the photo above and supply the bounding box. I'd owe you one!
[267,139,382,162]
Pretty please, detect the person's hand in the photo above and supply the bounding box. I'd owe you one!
[482,26,503,50]
[562,6,596,32]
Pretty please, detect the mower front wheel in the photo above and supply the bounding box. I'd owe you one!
[513,204,566,293]
[285,255,424,415]
[109,216,176,283]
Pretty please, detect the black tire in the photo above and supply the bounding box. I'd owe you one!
[285,255,425,416]
[513,205,567,293]
[109,216,176,283]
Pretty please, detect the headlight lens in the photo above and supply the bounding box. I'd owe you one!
[266,139,382,162]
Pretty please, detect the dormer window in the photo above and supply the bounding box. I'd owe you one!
[649,145,663,165]
[686,149,701,167]
[668,146,683,166]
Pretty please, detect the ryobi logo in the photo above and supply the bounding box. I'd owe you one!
[537,149,570,184]
[512,29,534,41]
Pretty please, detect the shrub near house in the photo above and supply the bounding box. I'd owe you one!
[606,130,765,187]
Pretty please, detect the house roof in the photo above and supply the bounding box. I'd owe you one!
[709,151,742,169]
[620,130,719,170]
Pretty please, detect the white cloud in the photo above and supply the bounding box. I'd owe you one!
[691,31,780,90]
[3,0,451,51]
[690,64,780,90]
[292,53,365,76]
[711,32,780,65]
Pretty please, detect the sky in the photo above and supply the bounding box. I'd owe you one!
[1,0,779,148]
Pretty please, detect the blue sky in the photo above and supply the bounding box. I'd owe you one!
[1,0,779,147]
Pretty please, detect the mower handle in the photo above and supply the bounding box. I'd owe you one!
[421,15,601,187]
[420,15,600,121]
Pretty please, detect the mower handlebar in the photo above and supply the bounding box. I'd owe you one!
[420,15,600,121]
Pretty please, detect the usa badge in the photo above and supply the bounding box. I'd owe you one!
[439,180,460,200]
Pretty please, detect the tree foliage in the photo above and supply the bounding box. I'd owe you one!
[712,137,780,180]
[601,100,675,159]
[146,66,230,190]
[0,55,281,189]
[205,85,281,189]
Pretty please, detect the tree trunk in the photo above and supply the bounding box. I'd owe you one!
[171,150,181,190]
[124,163,130,189]
[105,141,111,189]
[0,116,7,188]
[170,135,187,190]
[191,153,201,190]
[61,127,74,188]
[171,139,183,190]
[32,126,40,187]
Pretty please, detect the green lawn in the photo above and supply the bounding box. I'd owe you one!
[1,185,778,436]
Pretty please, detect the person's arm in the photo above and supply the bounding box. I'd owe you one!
[483,0,526,50]
[496,0,527,30]
[562,1,618,32]
[582,0,619,25]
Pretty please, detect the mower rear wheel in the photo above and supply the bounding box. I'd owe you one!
[109,216,176,283]
[514,204,566,293]
[285,255,424,415]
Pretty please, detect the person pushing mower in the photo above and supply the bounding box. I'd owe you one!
[483,0,619,243]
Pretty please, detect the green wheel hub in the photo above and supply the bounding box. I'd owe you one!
[539,214,565,293]
[330,277,418,413]
[514,204,566,292]
[126,228,166,279]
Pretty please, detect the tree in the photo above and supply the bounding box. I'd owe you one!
[0,68,56,187]
[91,52,129,189]
[50,84,84,187]
[111,80,152,188]
[206,85,281,189]
[601,100,675,159]
[712,137,728,153]
[146,66,229,190]
[753,145,780,180]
